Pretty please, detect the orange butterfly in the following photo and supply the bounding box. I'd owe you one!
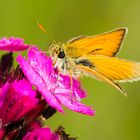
[48,28,140,96]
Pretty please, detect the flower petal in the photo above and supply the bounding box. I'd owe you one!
[0,128,5,140]
[23,127,58,140]
[0,79,38,126]
[0,37,29,52]
[56,93,94,116]
[60,74,87,99]
[16,54,64,112]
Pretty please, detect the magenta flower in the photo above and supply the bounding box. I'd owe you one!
[0,37,29,52]
[0,36,96,139]
[0,79,38,127]
[16,47,94,116]
[23,127,58,140]
[25,120,42,131]
[0,128,5,140]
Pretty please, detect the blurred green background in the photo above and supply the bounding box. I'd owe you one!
[0,0,140,139]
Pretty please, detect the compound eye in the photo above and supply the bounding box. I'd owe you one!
[58,50,65,59]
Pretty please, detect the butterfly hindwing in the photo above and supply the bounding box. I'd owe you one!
[75,55,140,95]
[76,55,140,82]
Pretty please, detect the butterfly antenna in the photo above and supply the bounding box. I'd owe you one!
[37,22,56,44]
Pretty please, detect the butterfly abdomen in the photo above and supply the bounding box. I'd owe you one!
[75,59,94,68]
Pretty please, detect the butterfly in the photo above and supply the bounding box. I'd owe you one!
[48,28,140,96]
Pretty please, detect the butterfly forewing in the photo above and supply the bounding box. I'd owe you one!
[65,28,127,58]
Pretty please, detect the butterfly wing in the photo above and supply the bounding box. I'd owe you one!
[64,28,127,58]
[76,55,140,95]
[76,64,126,95]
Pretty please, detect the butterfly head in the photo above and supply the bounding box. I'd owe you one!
[49,43,65,60]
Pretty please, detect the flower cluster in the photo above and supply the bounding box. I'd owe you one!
[0,37,95,140]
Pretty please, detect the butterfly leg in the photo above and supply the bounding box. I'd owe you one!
[74,71,83,81]
[53,57,57,66]
[68,69,76,103]
[54,69,61,91]
[69,69,73,92]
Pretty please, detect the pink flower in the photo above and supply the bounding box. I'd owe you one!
[0,128,5,140]
[23,127,58,140]
[0,37,29,52]
[25,120,42,131]
[0,79,39,127]
[16,47,95,116]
